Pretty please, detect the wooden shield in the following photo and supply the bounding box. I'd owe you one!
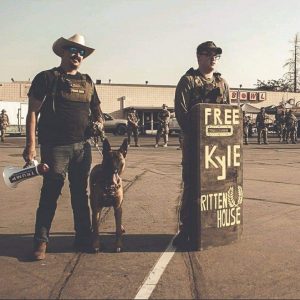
[190,103,243,250]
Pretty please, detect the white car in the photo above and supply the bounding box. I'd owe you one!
[103,113,128,135]
[168,117,181,135]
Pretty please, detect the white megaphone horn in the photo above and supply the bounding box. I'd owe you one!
[3,160,49,189]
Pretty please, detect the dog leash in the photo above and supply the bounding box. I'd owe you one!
[91,137,103,157]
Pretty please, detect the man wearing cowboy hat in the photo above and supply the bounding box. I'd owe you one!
[0,109,10,142]
[154,104,171,148]
[23,34,104,260]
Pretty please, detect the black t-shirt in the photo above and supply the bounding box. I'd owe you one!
[28,67,102,145]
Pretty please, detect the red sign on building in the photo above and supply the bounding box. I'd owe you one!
[230,90,238,100]
[258,92,266,101]
[239,92,248,100]
[249,92,258,101]
[230,90,266,102]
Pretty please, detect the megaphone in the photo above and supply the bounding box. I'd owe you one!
[3,160,49,189]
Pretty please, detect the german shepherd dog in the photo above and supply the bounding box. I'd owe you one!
[89,138,128,253]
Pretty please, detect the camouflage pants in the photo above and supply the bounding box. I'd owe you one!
[286,127,296,143]
[278,124,287,142]
[156,123,169,144]
[127,125,139,145]
[0,128,6,142]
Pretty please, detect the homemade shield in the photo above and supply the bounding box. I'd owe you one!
[190,103,243,250]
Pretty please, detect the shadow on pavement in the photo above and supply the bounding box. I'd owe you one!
[0,232,174,261]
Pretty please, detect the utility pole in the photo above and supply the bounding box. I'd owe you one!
[238,84,242,106]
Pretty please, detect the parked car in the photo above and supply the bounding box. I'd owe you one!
[168,117,181,135]
[103,113,128,135]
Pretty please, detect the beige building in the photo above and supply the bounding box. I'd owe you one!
[1,80,300,132]
[1,81,300,112]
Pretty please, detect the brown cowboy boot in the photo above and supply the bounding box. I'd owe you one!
[33,241,47,260]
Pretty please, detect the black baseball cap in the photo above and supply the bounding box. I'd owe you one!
[197,41,222,55]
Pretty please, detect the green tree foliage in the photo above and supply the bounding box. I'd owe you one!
[255,78,290,91]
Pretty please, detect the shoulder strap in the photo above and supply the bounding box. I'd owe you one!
[214,74,230,104]
[50,68,61,112]
[81,73,95,96]
[82,73,93,85]
[51,69,60,102]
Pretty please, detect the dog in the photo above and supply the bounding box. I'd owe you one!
[89,138,128,252]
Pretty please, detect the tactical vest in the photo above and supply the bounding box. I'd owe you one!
[188,71,229,110]
[128,112,139,124]
[286,114,297,129]
[276,114,286,125]
[243,116,250,127]
[0,114,8,123]
[37,68,94,145]
[49,68,94,111]
[158,110,170,123]
[256,112,267,128]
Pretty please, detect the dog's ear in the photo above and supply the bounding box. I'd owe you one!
[102,138,111,155]
[119,138,128,158]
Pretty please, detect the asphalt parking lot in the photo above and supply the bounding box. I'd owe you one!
[0,134,300,299]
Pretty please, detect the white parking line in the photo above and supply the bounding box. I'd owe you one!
[134,238,176,299]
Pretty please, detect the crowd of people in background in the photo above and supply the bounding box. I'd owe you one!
[2,104,299,147]
[275,108,298,144]
[243,106,299,145]
[126,104,171,148]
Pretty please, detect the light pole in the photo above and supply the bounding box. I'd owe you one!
[238,84,242,106]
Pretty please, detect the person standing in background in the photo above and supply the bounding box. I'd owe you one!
[0,109,10,142]
[155,104,171,148]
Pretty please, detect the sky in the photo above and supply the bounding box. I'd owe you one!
[1,0,300,88]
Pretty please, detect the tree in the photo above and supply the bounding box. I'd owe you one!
[255,78,290,91]
[255,33,300,92]
[283,33,300,92]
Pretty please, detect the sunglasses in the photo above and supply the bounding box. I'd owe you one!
[198,52,221,60]
[65,46,86,57]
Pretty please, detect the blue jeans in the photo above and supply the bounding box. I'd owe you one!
[34,141,92,243]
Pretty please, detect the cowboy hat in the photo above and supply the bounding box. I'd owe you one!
[52,34,95,58]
